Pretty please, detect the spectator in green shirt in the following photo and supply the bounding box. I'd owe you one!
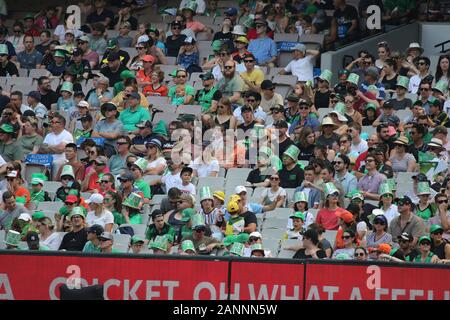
[118,92,150,133]
[145,209,176,247]
[82,224,104,253]
[129,157,152,204]
[104,190,126,225]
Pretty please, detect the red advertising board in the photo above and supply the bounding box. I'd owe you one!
[0,254,229,300]
[305,263,450,300]
[229,261,305,300]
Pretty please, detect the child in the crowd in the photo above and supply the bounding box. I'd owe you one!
[56,81,76,113]
[172,84,187,106]
[177,37,199,70]
[178,167,196,196]
[29,174,52,207]
[70,100,90,132]
[63,30,76,53]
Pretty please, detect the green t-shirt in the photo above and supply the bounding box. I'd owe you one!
[83,241,101,253]
[19,135,43,155]
[168,85,195,99]
[134,179,151,199]
[0,140,24,162]
[112,210,126,225]
[416,204,436,221]
[118,106,151,132]
[146,223,176,242]
[30,189,49,204]
[215,75,245,102]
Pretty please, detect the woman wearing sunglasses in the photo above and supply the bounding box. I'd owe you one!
[377,183,399,225]
[332,230,357,260]
[36,217,61,251]
[293,229,326,259]
[316,183,342,231]
[428,194,450,242]
[260,174,286,208]
[353,246,368,261]
[366,214,392,259]
[144,139,167,175]
[430,224,450,260]
[413,236,439,263]
[214,97,237,131]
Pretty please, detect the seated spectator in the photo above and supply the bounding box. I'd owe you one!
[389,136,417,172]
[199,187,225,241]
[82,156,109,193]
[85,193,114,232]
[259,173,286,208]
[129,157,151,202]
[378,183,399,224]
[413,236,439,263]
[324,0,360,49]
[279,44,320,82]
[0,43,18,76]
[293,229,327,259]
[82,224,104,253]
[17,35,42,69]
[101,52,129,88]
[177,37,199,71]
[36,216,61,250]
[118,92,151,134]
[168,69,195,105]
[142,69,168,97]
[332,229,357,259]
[144,139,167,175]
[8,22,25,53]
[316,183,344,230]
[6,170,30,208]
[58,207,88,251]
[0,123,24,162]
[247,19,277,67]
[146,209,176,245]
[357,153,386,200]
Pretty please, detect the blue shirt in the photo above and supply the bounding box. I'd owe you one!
[360,81,386,100]
[177,52,199,70]
[17,50,43,69]
[248,37,277,65]
[289,116,320,134]
[334,172,358,196]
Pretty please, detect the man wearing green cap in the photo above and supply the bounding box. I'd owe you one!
[0,123,23,162]
[182,214,221,253]
[101,38,130,67]
[29,173,51,205]
[279,145,305,188]
[194,72,222,113]
[428,97,448,128]
[0,43,18,77]
[58,207,88,251]
[129,235,146,254]
[46,49,68,76]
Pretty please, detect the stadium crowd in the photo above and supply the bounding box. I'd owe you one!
[0,0,449,264]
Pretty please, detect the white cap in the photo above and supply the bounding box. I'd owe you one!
[137,35,150,44]
[235,186,247,194]
[85,193,104,204]
[249,231,262,239]
[6,170,18,178]
[77,100,90,108]
[18,213,32,222]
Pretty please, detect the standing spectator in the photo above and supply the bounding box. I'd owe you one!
[279,44,320,82]
[40,113,74,179]
[17,36,42,69]
[247,19,277,67]
[87,0,114,29]
[58,207,88,251]
[55,144,85,183]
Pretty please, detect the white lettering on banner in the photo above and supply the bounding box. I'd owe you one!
[220,282,240,300]
[375,288,389,300]
[323,286,339,300]
[146,281,161,300]
[392,289,406,300]
[280,285,300,300]
[49,277,89,300]
[103,279,120,300]
[66,265,81,289]
[0,274,14,300]
[163,281,180,300]
[366,265,381,290]
[193,282,216,300]
[124,280,142,300]
[306,285,320,300]
[409,289,424,300]
[349,287,362,300]
[248,284,279,300]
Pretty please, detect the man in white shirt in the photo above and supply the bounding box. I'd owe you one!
[408,57,431,94]
[348,122,368,155]
[233,91,267,124]
[151,159,183,194]
[279,43,320,82]
[41,113,74,179]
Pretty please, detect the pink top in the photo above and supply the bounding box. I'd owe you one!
[316,207,344,231]
[186,21,205,33]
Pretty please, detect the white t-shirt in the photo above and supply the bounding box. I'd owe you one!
[284,56,314,82]
[86,209,114,228]
[381,204,400,225]
[408,74,428,94]
[146,157,167,172]
[350,139,368,155]
[40,232,62,251]
[54,25,83,43]
[260,187,286,204]
[43,129,74,162]
[161,172,183,192]
[178,183,196,196]
[190,158,220,177]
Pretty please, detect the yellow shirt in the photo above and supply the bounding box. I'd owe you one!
[240,68,265,91]
[111,92,150,112]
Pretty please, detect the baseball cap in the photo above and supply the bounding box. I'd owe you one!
[292,43,306,53]
[227,201,239,213]
[235,186,247,194]
[87,224,104,236]
[375,243,392,254]
[145,138,162,149]
[77,100,89,109]
[184,36,196,45]
[65,194,78,204]
[225,7,238,16]
[261,80,274,90]
[128,92,141,100]
[241,105,252,113]
[141,55,155,63]
[107,38,118,49]
[137,35,150,44]
[118,171,134,182]
[336,210,354,223]
[80,114,93,123]
[235,36,249,44]
[270,104,284,113]
[85,193,104,204]
[199,72,214,81]
[171,21,183,28]
[26,231,40,247]
[72,48,83,56]
[412,173,428,182]
[77,35,90,43]
[395,195,413,206]
[430,224,444,234]
[107,51,121,62]
[433,126,448,135]
[131,235,145,245]
[249,231,262,239]
[177,114,196,122]
[98,232,114,241]
[18,213,32,222]
[0,123,14,133]
[95,156,108,165]
[398,232,413,241]
[286,94,300,102]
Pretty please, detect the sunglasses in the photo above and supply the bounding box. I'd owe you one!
[432,231,444,235]
[272,110,281,114]
[399,239,410,243]
[244,60,254,63]
[65,201,76,205]
[172,26,181,30]
[420,242,431,246]
[224,66,234,70]
[419,88,429,91]
[328,193,339,198]
[342,235,351,239]
[218,52,228,57]
[333,161,343,165]
[417,62,426,65]
[135,47,145,50]
[89,151,96,155]
[100,180,110,184]
[249,237,259,242]
[354,252,365,257]
[6,178,15,181]
[299,106,309,110]
[366,159,375,163]
[117,141,128,145]
[373,220,386,225]
[339,140,348,144]
[270,177,279,181]
[437,199,448,204]
[61,177,73,181]
[246,99,256,102]
[51,121,61,124]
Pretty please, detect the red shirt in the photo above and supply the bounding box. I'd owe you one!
[15,187,31,208]
[316,207,344,230]
[143,84,168,97]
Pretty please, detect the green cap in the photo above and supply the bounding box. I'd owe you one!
[290,211,305,220]
[191,214,206,230]
[54,50,66,58]
[131,235,145,245]
[0,123,14,133]
[304,4,318,15]
[334,102,347,117]
[68,189,79,196]
[236,233,249,243]
[229,242,245,256]
[324,182,339,197]
[60,81,74,94]
[365,102,377,111]
[367,85,378,95]
[259,146,272,157]
[200,186,214,202]
[0,44,8,55]
[181,239,196,253]
[31,173,47,186]
[211,40,223,52]
[181,208,195,222]
[242,14,255,29]
[120,70,136,80]
[293,191,308,204]
[24,13,34,20]
[68,206,85,220]
[433,80,448,94]
[396,75,409,89]
[5,230,21,246]
[177,113,196,122]
[317,69,332,84]
[378,183,393,197]
[150,235,168,252]
[182,1,198,12]
[250,243,265,255]
[346,190,364,200]
[61,165,75,179]
[283,145,300,161]
[347,73,359,86]
[223,235,238,247]
[122,192,143,209]
[335,252,351,260]
[417,181,431,195]
[107,38,118,49]
[170,69,178,77]
[132,157,148,173]
[418,235,431,244]
[430,224,444,234]
[32,211,46,220]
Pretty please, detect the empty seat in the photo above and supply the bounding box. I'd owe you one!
[197,177,225,191]
[176,104,202,116]
[263,217,288,230]
[131,224,147,237]
[277,249,295,259]
[29,68,49,79]
[113,234,131,252]
[274,33,299,42]
[151,194,165,205]
[272,74,298,86]
[266,208,292,220]
[38,201,64,212]
[323,230,338,248]
[226,168,252,180]
[143,175,162,184]
[318,108,333,121]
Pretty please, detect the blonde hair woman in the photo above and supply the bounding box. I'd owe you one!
[214,97,237,131]
[37,217,61,250]
[145,139,167,175]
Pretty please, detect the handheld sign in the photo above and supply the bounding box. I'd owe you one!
[25,154,53,167]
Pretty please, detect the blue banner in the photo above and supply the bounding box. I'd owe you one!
[25,154,53,167]
[277,41,301,52]
[77,137,105,146]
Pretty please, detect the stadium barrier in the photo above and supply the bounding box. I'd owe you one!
[0,251,449,300]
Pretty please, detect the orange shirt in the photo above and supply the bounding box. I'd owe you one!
[137,69,152,83]
[143,84,169,97]
[16,187,31,208]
